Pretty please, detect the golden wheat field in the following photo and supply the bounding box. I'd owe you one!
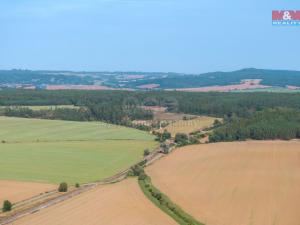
[12,178,176,225]
[163,116,217,136]
[0,181,55,204]
[147,141,300,225]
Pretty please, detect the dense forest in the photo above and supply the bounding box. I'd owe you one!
[1,89,300,117]
[209,108,300,141]
[1,89,300,141]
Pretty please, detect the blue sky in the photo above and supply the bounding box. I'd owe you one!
[1,0,300,73]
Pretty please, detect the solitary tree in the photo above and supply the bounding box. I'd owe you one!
[58,182,68,192]
[2,200,12,212]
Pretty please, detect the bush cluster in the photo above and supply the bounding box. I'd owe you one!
[154,130,171,142]
[175,133,200,146]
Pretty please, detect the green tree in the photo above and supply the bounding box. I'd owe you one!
[161,130,171,141]
[2,200,12,212]
[175,133,189,146]
[58,182,68,192]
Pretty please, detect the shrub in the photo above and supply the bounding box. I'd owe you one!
[160,143,170,154]
[213,119,222,127]
[161,130,171,141]
[189,136,200,144]
[58,182,68,192]
[2,200,12,212]
[175,133,189,146]
[75,183,80,188]
[155,130,172,142]
[129,165,144,177]
[138,172,147,180]
[143,149,150,157]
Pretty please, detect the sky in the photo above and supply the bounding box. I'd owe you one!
[1,0,300,73]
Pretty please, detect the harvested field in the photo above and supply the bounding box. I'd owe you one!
[0,181,55,204]
[46,85,113,90]
[163,116,217,136]
[0,105,81,111]
[137,84,160,89]
[171,79,270,92]
[147,141,300,225]
[11,179,177,225]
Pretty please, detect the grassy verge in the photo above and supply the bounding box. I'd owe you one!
[138,174,204,225]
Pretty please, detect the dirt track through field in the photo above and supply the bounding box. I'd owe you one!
[10,179,176,225]
[147,141,300,225]
[0,181,55,204]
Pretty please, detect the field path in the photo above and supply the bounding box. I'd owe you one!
[147,141,300,225]
[0,148,164,225]
[4,179,176,225]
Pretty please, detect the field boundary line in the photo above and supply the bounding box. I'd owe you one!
[0,146,164,225]
[138,172,204,225]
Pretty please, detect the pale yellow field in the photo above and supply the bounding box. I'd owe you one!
[147,141,300,225]
[0,105,80,110]
[12,179,176,225]
[164,116,217,136]
[0,180,55,204]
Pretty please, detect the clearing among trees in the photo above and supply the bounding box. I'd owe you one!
[162,116,217,137]
[147,141,300,225]
[12,179,177,225]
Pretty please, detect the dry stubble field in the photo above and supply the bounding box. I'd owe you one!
[11,178,176,225]
[147,141,300,225]
[163,116,217,136]
[0,181,55,204]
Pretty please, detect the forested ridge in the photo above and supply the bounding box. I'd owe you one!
[0,70,94,85]
[1,68,300,89]
[122,68,300,88]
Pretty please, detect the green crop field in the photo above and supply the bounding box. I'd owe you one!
[0,117,157,184]
[0,116,154,142]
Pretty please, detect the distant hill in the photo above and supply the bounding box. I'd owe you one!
[122,68,300,89]
[0,68,300,91]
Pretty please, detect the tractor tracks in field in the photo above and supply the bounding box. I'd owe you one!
[0,147,165,225]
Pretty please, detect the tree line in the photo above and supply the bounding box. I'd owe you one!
[209,108,300,142]
[1,89,300,115]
